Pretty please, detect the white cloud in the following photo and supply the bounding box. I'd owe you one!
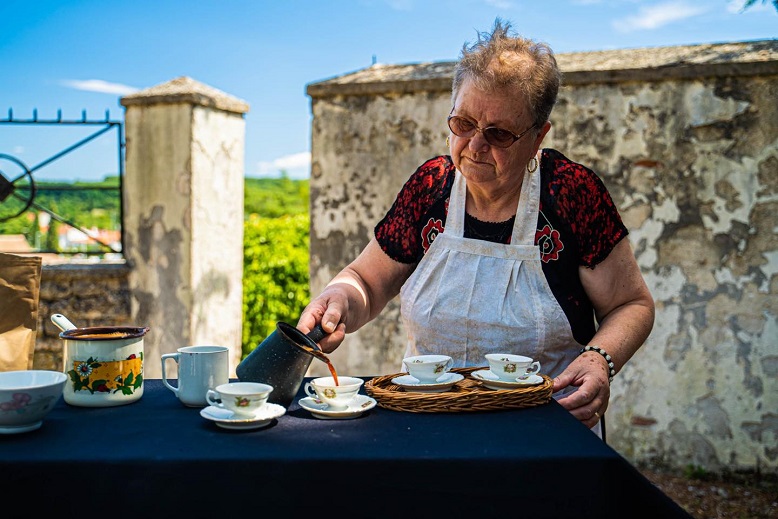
[570,0,603,4]
[255,151,311,178]
[613,2,708,32]
[60,79,139,95]
[13,146,24,154]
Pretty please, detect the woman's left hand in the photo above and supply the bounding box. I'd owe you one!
[553,238,655,428]
[553,352,610,428]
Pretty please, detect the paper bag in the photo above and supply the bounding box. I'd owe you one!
[0,253,42,371]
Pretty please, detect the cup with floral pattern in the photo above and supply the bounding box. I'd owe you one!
[205,382,273,417]
[303,376,363,411]
[485,353,541,381]
[402,354,453,384]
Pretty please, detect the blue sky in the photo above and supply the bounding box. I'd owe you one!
[1,0,775,182]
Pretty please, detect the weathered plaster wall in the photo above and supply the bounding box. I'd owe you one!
[306,40,778,474]
[550,73,777,474]
[121,77,248,378]
[189,106,245,368]
[123,103,192,376]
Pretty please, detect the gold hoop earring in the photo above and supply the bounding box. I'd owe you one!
[527,156,538,173]
[446,136,450,147]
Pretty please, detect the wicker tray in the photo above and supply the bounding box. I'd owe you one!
[364,366,553,413]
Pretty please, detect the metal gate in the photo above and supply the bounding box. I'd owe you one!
[0,108,124,257]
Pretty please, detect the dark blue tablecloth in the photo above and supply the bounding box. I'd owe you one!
[0,378,690,518]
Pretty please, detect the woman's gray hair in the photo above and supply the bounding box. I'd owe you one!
[452,18,561,128]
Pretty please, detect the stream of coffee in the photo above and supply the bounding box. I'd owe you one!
[300,342,340,386]
[324,358,339,386]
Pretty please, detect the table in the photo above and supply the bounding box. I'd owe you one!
[0,378,690,518]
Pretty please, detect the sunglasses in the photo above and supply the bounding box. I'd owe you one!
[447,115,536,148]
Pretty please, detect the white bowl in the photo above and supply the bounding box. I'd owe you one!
[0,370,67,434]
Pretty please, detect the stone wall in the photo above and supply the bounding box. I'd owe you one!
[35,263,132,371]
[305,40,778,474]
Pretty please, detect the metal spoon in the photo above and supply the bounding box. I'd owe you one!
[50,313,77,332]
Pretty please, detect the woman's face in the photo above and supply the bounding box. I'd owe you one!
[449,78,546,194]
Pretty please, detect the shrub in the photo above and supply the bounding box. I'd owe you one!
[241,213,310,359]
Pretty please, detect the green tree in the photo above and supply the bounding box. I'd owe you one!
[44,208,60,252]
[241,176,311,358]
[0,177,121,248]
[244,174,309,218]
[740,0,778,11]
[241,213,311,359]
[0,213,33,236]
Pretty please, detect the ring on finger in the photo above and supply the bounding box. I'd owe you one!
[594,411,600,419]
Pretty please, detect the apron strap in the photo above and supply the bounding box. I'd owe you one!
[447,171,467,237]
[511,153,541,246]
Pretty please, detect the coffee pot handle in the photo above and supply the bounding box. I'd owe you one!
[307,324,326,343]
[276,321,329,359]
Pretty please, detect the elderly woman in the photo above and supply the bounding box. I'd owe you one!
[298,19,654,435]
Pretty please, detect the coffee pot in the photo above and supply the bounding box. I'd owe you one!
[236,321,330,408]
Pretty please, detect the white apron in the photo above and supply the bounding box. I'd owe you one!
[399,160,599,434]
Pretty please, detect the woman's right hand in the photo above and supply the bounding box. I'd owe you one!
[296,287,349,353]
[297,238,415,354]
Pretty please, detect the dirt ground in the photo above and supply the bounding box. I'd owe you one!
[639,468,778,519]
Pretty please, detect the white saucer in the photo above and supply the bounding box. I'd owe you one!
[200,403,286,430]
[298,394,376,420]
[0,421,43,435]
[471,369,544,390]
[391,372,464,393]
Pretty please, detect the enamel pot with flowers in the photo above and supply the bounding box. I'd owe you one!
[51,314,150,407]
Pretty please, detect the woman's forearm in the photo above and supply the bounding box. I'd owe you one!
[587,298,655,375]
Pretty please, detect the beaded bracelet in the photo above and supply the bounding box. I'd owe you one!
[580,345,616,383]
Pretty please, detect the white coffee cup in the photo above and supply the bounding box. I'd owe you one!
[485,353,541,381]
[206,382,273,417]
[304,376,363,411]
[161,345,230,407]
[402,354,453,383]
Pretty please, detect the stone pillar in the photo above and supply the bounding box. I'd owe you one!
[120,77,248,378]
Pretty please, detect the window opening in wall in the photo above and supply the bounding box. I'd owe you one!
[0,108,124,262]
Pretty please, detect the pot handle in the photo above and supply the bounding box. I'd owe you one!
[307,324,326,343]
[276,322,330,364]
[51,313,77,332]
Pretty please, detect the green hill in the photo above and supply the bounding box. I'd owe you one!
[0,175,310,244]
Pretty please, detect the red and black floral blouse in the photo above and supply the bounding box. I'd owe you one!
[374,148,628,345]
